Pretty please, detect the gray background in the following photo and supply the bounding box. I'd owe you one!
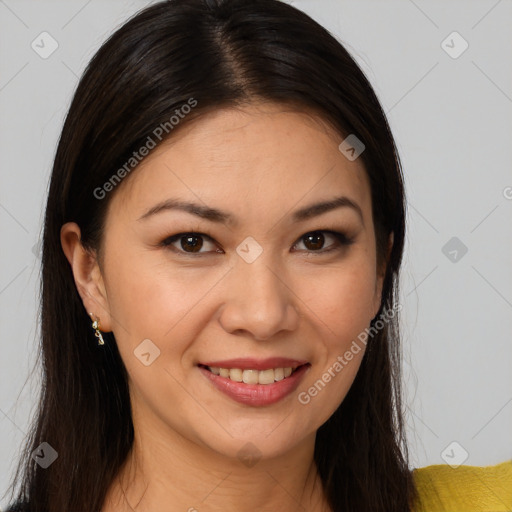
[1,0,511,505]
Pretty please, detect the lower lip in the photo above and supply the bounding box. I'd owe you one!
[198,364,310,407]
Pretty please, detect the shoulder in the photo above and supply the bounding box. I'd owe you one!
[412,459,512,512]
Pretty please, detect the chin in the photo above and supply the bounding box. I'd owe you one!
[193,421,314,465]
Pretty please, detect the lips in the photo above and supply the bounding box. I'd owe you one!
[197,358,311,406]
[198,357,309,371]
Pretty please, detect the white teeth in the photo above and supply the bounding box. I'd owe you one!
[206,365,297,384]
[229,368,243,382]
[242,369,259,384]
[274,368,284,381]
[258,369,275,385]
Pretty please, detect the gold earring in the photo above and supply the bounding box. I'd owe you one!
[89,312,105,345]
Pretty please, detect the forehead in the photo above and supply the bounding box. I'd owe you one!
[108,102,372,226]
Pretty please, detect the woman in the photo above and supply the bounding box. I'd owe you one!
[3,1,511,511]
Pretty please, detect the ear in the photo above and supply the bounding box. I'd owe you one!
[60,222,112,332]
[372,232,394,319]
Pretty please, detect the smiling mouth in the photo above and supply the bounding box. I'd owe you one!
[198,363,309,385]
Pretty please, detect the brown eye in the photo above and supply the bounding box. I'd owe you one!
[303,231,325,251]
[180,234,204,253]
[161,232,221,255]
[293,230,354,254]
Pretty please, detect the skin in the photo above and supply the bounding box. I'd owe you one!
[61,102,391,512]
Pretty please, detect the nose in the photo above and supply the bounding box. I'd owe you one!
[217,255,300,341]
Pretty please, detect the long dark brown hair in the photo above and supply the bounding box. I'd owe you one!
[3,0,419,510]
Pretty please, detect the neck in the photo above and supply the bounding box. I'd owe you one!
[102,410,331,512]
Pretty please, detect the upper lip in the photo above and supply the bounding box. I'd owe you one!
[198,357,309,371]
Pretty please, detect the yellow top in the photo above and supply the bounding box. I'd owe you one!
[413,459,512,511]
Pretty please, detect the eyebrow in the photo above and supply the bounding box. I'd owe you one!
[137,195,364,225]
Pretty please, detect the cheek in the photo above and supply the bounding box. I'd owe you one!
[103,243,228,350]
[293,261,376,425]
[296,257,378,341]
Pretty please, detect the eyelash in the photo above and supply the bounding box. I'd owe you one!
[159,230,355,257]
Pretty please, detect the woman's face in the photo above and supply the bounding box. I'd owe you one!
[83,102,386,460]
